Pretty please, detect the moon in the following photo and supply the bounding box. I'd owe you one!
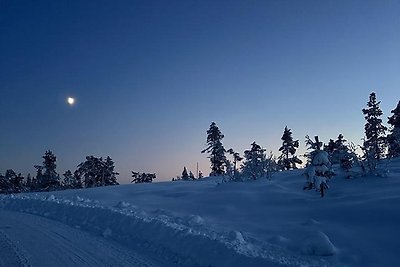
[67,97,75,105]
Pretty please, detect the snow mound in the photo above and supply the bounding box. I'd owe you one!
[301,231,337,256]
[185,215,204,226]
[102,228,113,238]
[114,201,131,209]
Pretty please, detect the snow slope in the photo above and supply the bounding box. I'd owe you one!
[1,158,400,266]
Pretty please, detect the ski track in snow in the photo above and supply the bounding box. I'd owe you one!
[0,194,337,267]
[0,228,30,267]
[0,210,160,267]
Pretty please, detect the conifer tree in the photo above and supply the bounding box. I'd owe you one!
[241,142,268,180]
[227,148,243,178]
[189,171,195,180]
[201,122,226,176]
[324,134,353,165]
[75,156,119,187]
[324,139,336,159]
[62,170,75,189]
[131,171,156,183]
[35,150,60,191]
[3,170,17,193]
[181,167,189,180]
[104,156,119,186]
[0,172,9,194]
[387,101,400,158]
[25,173,32,191]
[303,136,334,197]
[362,92,387,169]
[278,126,302,170]
[12,173,24,193]
[304,135,323,164]
[224,159,234,179]
[73,170,83,188]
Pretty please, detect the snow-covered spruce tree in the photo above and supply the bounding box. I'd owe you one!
[75,156,119,187]
[25,174,32,191]
[265,152,278,180]
[35,150,60,191]
[73,170,83,188]
[304,135,323,165]
[334,134,348,162]
[11,172,24,193]
[131,171,156,183]
[324,134,354,167]
[362,92,387,171]
[0,170,18,193]
[62,170,75,189]
[104,156,119,186]
[334,134,359,171]
[278,126,302,170]
[0,170,24,193]
[181,167,189,180]
[387,100,400,158]
[224,159,234,179]
[324,139,336,161]
[189,171,195,180]
[241,142,269,180]
[225,148,243,181]
[201,122,226,176]
[75,156,101,187]
[32,165,43,191]
[304,136,334,197]
[0,172,10,194]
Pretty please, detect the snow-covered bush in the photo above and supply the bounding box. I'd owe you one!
[241,142,277,180]
[303,136,334,197]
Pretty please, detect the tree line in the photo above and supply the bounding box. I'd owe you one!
[0,152,120,194]
[198,92,400,182]
[0,151,157,194]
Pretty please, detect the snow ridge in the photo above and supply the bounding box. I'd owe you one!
[0,194,333,267]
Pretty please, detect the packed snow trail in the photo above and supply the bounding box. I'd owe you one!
[0,210,160,267]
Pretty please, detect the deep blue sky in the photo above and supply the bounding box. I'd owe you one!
[1,0,399,182]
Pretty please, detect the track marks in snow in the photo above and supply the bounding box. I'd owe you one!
[0,230,30,267]
[1,194,341,267]
[0,210,159,267]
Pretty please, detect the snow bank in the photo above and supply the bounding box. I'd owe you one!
[3,164,400,267]
[0,194,324,267]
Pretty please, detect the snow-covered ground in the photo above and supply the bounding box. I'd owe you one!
[1,158,400,267]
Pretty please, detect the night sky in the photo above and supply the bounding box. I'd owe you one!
[1,0,399,182]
